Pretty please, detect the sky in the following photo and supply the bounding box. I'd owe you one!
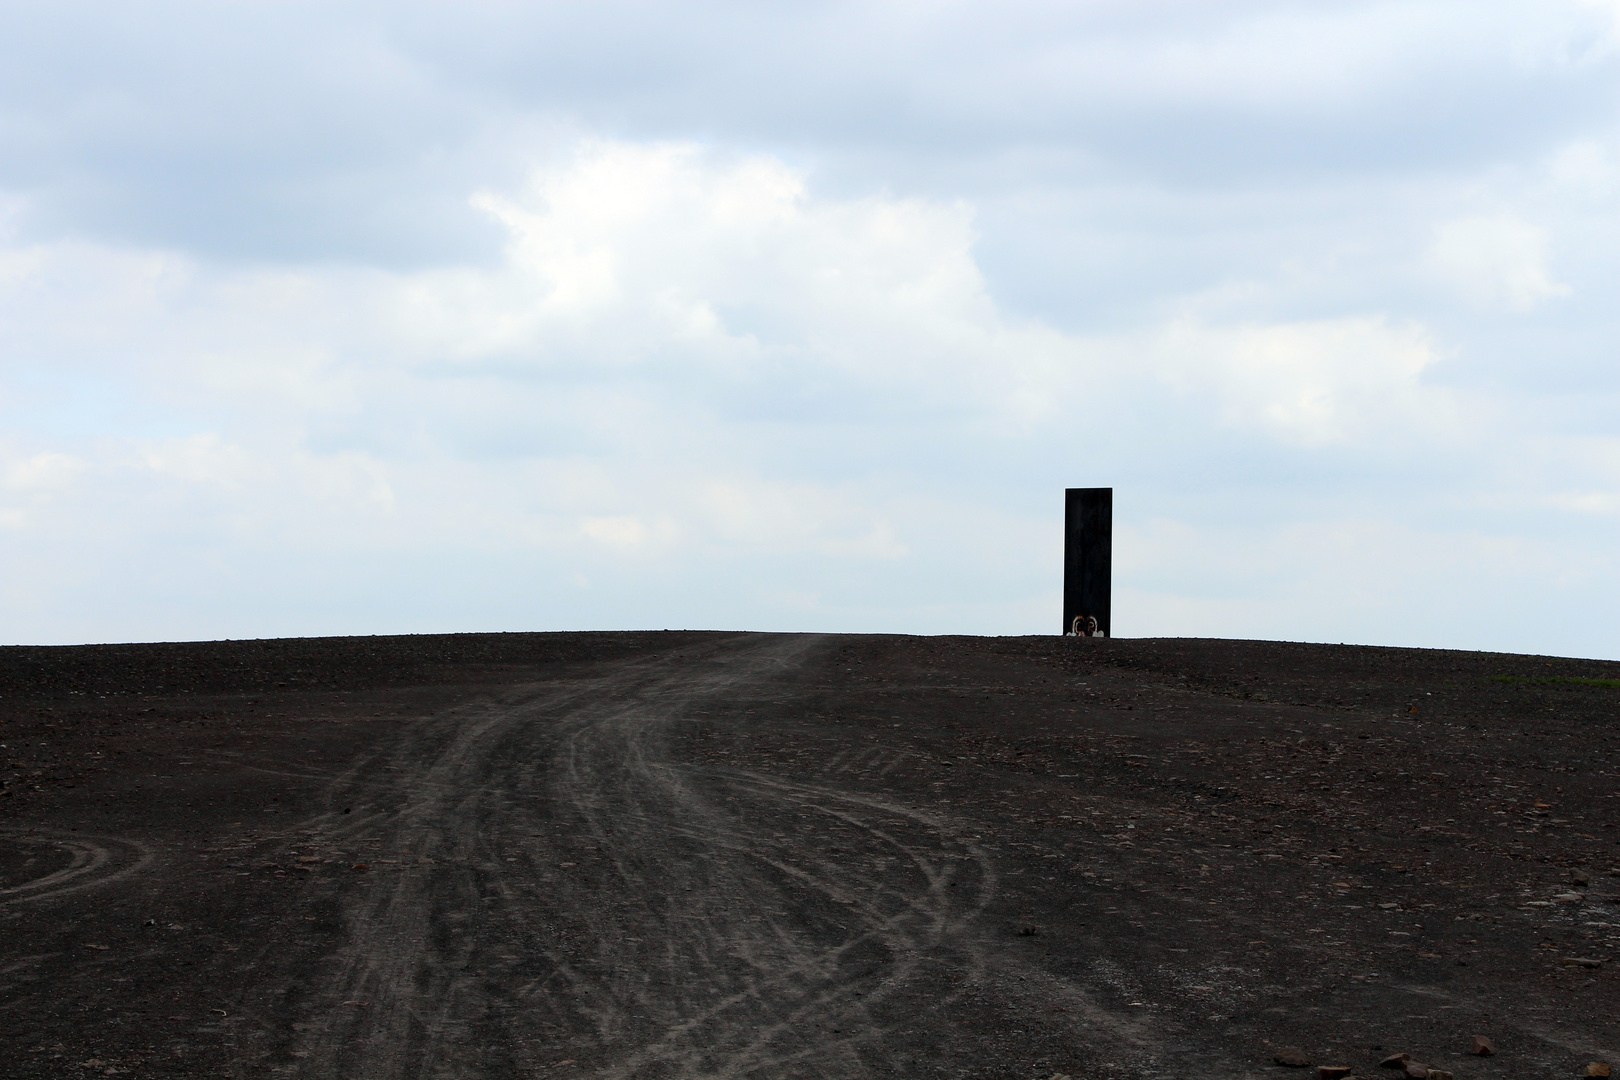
[2,1,1618,656]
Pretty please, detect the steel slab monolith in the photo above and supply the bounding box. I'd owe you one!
[1063,487,1111,637]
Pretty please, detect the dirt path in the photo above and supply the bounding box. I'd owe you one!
[3,633,1113,1079]
[232,632,1171,1079]
[274,632,1005,1078]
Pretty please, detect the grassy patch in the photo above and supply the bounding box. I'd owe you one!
[1490,675,1620,690]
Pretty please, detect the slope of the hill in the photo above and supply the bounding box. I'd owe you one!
[1,631,1617,1079]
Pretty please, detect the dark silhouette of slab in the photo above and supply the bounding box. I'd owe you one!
[1063,487,1111,637]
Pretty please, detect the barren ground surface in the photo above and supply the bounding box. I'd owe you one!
[2,630,1618,1080]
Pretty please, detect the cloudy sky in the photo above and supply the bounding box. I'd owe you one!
[2,1,1618,656]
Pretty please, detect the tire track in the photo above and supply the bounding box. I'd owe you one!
[270,634,1000,1079]
[0,828,152,905]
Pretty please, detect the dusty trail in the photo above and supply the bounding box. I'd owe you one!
[273,634,998,1079]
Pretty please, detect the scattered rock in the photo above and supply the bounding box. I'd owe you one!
[1380,1054,1411,1069]
[1572,872,1592,887]
[1402,1063,1431,1079]
[1275,1047,1311,1067]
[1588,1064,1612,1078]
[1426,1071,1455,1080]
[1565,957,1604,968]
[1018,925,1038,936]
[1471,1035,1495,1056]
[1319,1067,1353,1079]
[1553,892,1585,903]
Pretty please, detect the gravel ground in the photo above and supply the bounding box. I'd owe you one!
[1,630,1617,1079]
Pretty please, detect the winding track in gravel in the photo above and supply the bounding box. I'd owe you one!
[269,633,1003,1079]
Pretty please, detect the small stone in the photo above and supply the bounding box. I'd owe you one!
[1554,892,1585,903]
[1588,1064,1612,1078]
[1471,1035,1495,1056]
[1275,1047,1311,1067]
[1402,1063,1430,1079]
[1565,957,1604,968]
[1572,872,1592,886]
[1319,1067,1353,1079]
[1426,1071,1455,1080]
[1380,1054,1411,1069]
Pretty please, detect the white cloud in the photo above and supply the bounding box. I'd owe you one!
[1547,138,1620,197]
[1548,492,1620,515]
[0,134,1608,649]
[580,515,676,552]
[1146,315,1449,447]
[698,480,908,560]
[447,140,1078,420]
[0,141,1081,641]
[1426,214,1571,313]
[1575,0,1620,46]
[3,451,83,491]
